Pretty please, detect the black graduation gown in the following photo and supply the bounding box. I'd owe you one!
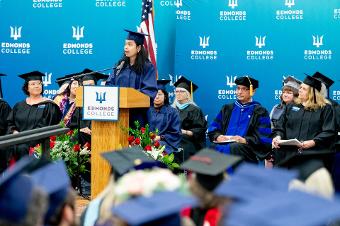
[176,104,207,162]
[207,103,272,161]
[272,103,336,177]
[0,99,12,172]
[7,99,62,159]
[69,107,91,146]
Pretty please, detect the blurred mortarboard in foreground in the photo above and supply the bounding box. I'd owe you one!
[0,156,36,223]
[112,191,197,226]
[124,29,148,46]
[101,146,162,176]
[31,161,71,223]
[19,70,45,81]
[312,71,334,89]
[225,190,340,226]
[283,76,302,93]
[215,163,297,201]
[81,68,109,84]
[157,79,171,90]
[181,149,242,191]
[173,75,198,94]
[235,76,259,96]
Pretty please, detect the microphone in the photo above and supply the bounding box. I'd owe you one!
[55,67,115,84]
[115,60,125,77]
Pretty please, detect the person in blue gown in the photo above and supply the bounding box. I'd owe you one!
[147,79,181,154]
[106,29,158,127]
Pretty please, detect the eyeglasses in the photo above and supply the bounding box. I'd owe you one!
[236,87,249,92]
[28,81,42,86]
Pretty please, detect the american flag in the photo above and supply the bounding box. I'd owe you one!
[139,0,157,77]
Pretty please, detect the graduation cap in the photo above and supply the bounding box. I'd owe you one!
[0,73,6,98]
[235,76,259,96]
[225,190,340,226]
[214,163,298,201]
[19,70,45,81]
[101,146,162,177]
[312,71,334,89]
[181,149,242,191]
[157,79,171,90]
[0,156,36,223]
[173,75,198,101]
[124,29,148,46]
[283,76,302,93]
[31,161,71,223]
[112,191,196,226]
[303,75,322,103]
[81,68,109,85]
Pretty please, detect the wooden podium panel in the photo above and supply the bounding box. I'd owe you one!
[76,87,150,198]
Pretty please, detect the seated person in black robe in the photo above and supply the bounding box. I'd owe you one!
[7,71,62,161]
[208,76,272,163]
[272,75,336,197]
[172,76,207,163]
[0,73,12,173]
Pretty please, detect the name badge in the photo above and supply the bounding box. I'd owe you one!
[292,106,300,112]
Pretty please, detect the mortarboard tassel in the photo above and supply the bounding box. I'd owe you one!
[246,76,254,96]
[190,82,193,101]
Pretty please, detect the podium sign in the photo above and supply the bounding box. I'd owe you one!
[83,86,119,121]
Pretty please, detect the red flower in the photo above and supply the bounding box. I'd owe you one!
[73,144,81,152]
[149,132,156,140]
[67,130,74,136]
[144,145,152,151]
[50,141,55,149]
[84,142,91,149]
[29,147,35,156]
[135,138,141,145]
[154,140,160,148]
[50,136,57,141]
[141,127,146,134]
[128,136,135,144]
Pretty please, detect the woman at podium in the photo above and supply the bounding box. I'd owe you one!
[7,71,62,161]
[106,29,158,126]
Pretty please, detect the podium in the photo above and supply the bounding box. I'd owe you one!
[76,87,150,198]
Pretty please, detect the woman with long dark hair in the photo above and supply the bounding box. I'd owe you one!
[7,71,62,160]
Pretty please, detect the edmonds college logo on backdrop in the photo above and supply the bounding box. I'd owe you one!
[1,26,31,55]
[95,0,126,7]
[32,0,62,8]
[190,35,218,61]
[42,72,59,99]
[174,0,191,21]
[275,0,303,20]
[246,35,274,60]
[304,34,332,60]
[219,0,246,21]
[62,26,94,55]
[334,8,340,20]
[217,75,237,100]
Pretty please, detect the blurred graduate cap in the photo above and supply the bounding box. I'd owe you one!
[173,75,198,100]
[81,68,109,84]
[124,29,148,46]
[157,79,171,90]
[0,156,36,223]
[311,71,334,89]
[112,191,196,226]
[214,163,297,201]
[101,146,162,177]
[19,70,45,81]
[303,75,322,92]
[225,190,340,226]
[31,161,71,223]
[283,76,302,93]
[0,73,6,98]
[181,149,242,191]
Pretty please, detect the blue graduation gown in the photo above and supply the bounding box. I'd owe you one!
[106,62,157,100]
[147,105,182,154]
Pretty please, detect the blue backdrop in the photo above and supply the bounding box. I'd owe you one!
[1,0,339,123]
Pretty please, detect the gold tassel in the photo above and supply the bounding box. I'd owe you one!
[190,82,193,101]
[246,76,254,96]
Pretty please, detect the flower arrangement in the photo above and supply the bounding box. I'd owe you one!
[30,129,91,178]
[126,121,180,170]
[114,168,187,204]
